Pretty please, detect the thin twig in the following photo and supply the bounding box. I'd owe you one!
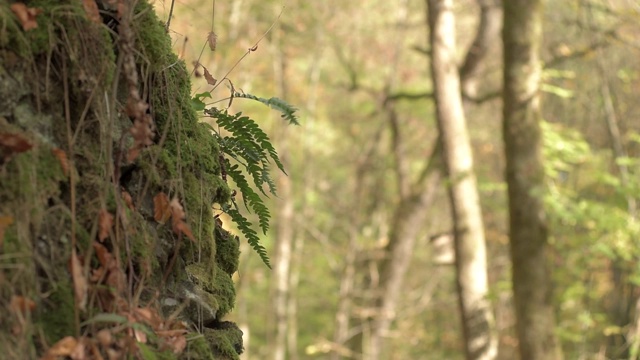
[210,6,286,93]
[165,0,176,31]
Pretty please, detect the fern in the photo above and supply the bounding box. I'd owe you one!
[198,105,297,268]
[234,92,300,126]
[226,206,271,269]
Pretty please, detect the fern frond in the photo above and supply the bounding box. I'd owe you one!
[225,160,271,233]
[234,92,300,126]
[226,207,271,269]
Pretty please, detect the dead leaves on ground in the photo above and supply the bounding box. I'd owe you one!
[41,307,189,359]
[153,192,195,242]
[10,3,42,31]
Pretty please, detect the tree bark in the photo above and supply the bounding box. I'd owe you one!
[427,1,497,359]
[502,0,563,358]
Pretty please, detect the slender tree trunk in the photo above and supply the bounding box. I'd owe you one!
[369,147,442,359]
[427,1,497,359]
[271,20,294,360]
[502,0,562,359]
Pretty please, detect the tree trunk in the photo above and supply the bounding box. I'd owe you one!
[502,0,563,359]
[427,1,497,359]
[271,21,294,360]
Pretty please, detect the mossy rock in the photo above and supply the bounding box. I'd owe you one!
[0,1,242,359]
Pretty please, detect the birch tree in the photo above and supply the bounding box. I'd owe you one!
[427,0,497,358]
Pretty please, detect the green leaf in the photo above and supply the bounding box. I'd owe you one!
[227,207,271,268]
[234,92,300,125]
[81,313,128,326]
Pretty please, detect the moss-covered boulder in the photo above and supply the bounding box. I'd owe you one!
[0,1,241,358]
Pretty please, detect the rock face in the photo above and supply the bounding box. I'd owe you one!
[0,1,242,358]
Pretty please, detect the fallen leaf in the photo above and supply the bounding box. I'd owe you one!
[70,249,87,311]
[10,295,36,315]
[156,329,187,337]
[44,336,78,357]
[0,132,33,154]
[121,190,135,210]
[82,0,101,24]
[52,148,70,176]
[93,241,115,269]
[70,338,87,360]
[166,335,187,354]
[207,31,217,51]
[134,328,147,343]
[127,114,155,162]
[0,216,14,249]
[174,221,195,242]
[202,66,217,86]
[153,192,171,223]
[98,209,114,242]
[10,3,42,31]
[170,198,195,242]
[96,329,113,347]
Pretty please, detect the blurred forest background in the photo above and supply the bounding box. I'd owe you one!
[157,0,640,359]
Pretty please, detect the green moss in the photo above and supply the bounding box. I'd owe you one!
[1,1,240,358]
[184,335,216,360]
[215,228,240,276]
[38,281,76,344]
[204,325,243,360]
[185,263,235,318]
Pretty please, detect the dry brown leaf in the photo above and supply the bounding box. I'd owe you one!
[0,216,14,249]
[127,114,155,162]
[44,336,78,357]
[93,241,116,269]
[202,66,217,86]
[153,192,171,223]
[134,328,147,343]
[174,222,195,242]
[106,348,121,360]
[82,0,101,24]
[96,329,113,347]
[0,132,33,154]
[170,198,195,242]
[70,249,87,311]
[121,189,135,210]
[105,266,126,294]
[10,3,42,31]
[207,31,217,51]
[70,338,87,360]
[10,295,36,315]
[156,329,187,337]
[166,335,187,354]
[98,209,114,242]
[133,307,156,325]
[51,148,70,176]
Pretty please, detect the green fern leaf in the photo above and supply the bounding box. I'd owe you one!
[234,92,300,126]
[226,207,271,268]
